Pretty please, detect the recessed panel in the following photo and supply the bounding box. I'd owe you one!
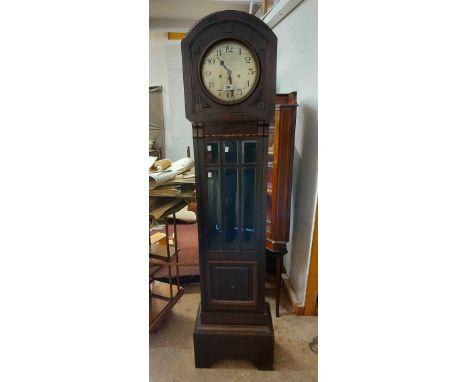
[210,264,253,302]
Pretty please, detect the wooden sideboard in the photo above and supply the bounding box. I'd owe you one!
[266,92,298,253]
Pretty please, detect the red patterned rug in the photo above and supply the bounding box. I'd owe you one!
[153,222,200,280]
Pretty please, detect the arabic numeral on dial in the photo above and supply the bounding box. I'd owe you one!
[225,45,233,52]
[247,80,250,87]
[245,57,251,63]
[227,92,234,99]
[204,70,211,76]
[207,58,215,65]
[239,47,242,55]
[208,82,214,88]
[237,89,243,96]
[216,49,222,56]
[218,90,222,96]
[248,68,255,75]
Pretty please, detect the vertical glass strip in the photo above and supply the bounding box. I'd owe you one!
[223,168,239,249]
[206,168,222,249]
[243,141,257,164]
[242,167,256,250]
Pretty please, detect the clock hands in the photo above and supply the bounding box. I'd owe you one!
[217,57,234,98]
[216,57,231,76]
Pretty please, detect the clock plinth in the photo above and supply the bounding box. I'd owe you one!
[182,10,277,370]
[193,303,274,370]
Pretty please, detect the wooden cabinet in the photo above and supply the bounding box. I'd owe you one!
[266,92,298,252]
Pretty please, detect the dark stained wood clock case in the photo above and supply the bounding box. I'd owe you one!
[181,10,277,370]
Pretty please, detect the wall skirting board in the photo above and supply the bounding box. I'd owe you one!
[282,274,305,315]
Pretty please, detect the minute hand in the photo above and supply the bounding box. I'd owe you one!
[217,57,234,98]
[216,57,232,76]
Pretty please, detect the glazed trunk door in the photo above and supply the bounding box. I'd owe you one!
[196,136,267,312]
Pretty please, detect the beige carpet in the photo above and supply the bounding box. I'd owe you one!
[150,284,318,382]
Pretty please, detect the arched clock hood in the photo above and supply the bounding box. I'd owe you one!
[181,10,277,124]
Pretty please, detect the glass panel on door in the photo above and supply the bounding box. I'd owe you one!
[223,168,239,249]
[205,142,219,165]
[223,141,238,164]
[243,141,257,164]
[206,168,222,249]
[242,167,256,250]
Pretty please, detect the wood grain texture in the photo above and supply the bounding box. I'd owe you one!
[193,303,274,370]
[266,92,298,252]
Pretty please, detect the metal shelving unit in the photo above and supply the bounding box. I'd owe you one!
[149,199,187,332]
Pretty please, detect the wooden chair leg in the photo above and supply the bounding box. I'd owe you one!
[275,256,283,317]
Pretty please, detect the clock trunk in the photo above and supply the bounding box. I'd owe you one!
[193,124,269,326]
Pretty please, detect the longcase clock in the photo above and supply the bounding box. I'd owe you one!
[182,10,277,370]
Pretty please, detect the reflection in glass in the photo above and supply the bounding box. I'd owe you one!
[205,142,219,165]
[268,131,274,165]
[243,141,257,163]
[206,169,222,249]
[224,141,237,164]
[242,168,256,250]
[224,168,238,249]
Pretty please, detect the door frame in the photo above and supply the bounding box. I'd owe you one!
[304,200,318,315]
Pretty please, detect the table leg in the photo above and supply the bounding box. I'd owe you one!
[276,255,283,317]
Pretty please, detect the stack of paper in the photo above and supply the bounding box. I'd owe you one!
[149,198,186,220]
[165,168,196,185]
[149,184,182,197]
[149,157,194,190]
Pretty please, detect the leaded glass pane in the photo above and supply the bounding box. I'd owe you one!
[242,167,256,250]
[243,141,257,164]
[206,168,222,249]
[205,142,219,165]
[224,168,239,249]
[224,141,237,164]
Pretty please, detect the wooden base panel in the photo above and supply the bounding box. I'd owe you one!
[193,303,275,370]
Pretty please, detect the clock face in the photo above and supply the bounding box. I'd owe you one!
[200,39,259,104]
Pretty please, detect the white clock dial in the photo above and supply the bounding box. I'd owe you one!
[200,39,259,104]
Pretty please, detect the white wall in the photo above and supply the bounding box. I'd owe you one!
[149,31,193,159]
[273,0,318,304]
